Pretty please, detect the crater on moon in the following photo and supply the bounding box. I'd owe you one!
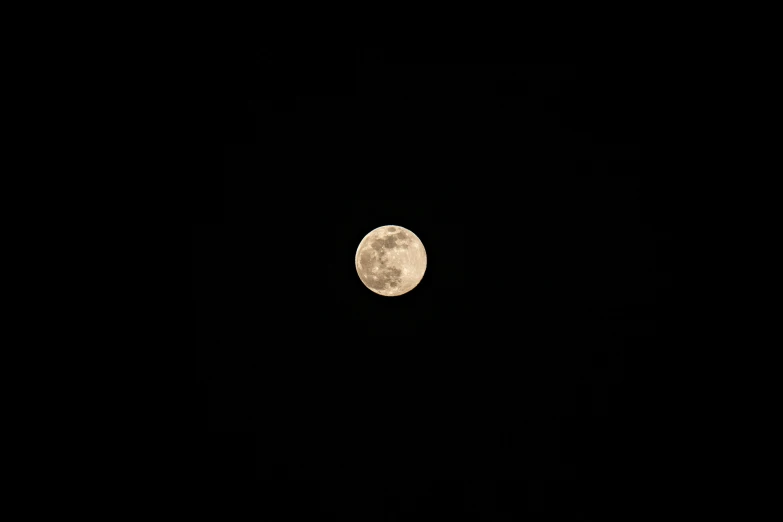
[355,225,426,296]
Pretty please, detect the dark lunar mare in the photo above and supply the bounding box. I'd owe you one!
[371,232,410,252]
[360,245,405,291]
[359,229,414,292]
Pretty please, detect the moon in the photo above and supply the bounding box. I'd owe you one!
[355,225,427,296]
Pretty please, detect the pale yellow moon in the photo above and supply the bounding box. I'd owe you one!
[355,225,427,296]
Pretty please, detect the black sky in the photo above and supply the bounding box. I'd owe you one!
[194,48,663,520]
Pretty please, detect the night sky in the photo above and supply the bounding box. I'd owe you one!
[194,48,663,520]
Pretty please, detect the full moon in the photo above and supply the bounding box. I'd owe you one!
[355,225,427,296]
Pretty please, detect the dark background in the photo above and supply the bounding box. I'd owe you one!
[194,48,663,520]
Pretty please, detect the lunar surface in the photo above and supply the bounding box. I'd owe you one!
[355,225,427,296]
